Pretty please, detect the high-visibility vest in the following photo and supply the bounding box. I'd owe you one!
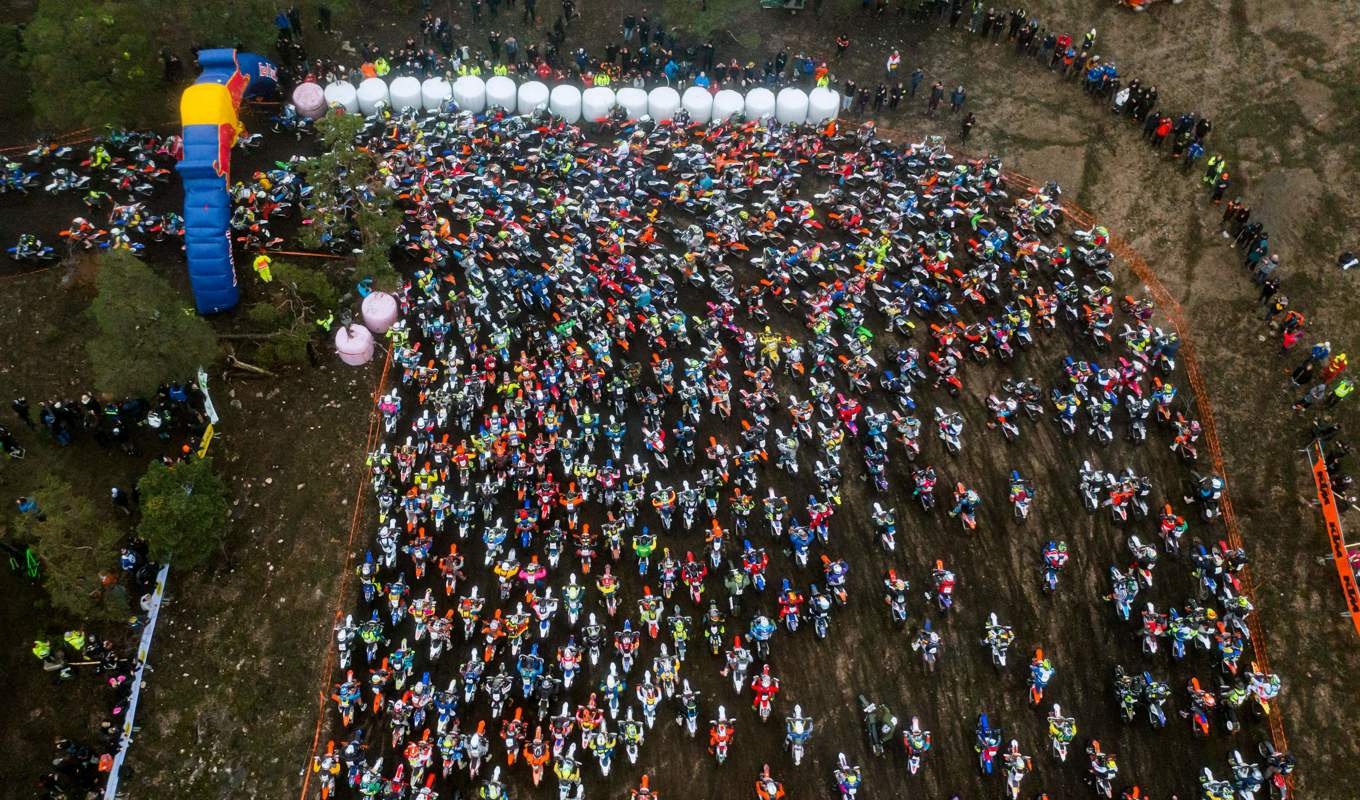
[374,58,390,76]
[253,255,273,282]
[594,72,610,86]
[32,640,51,660]
[64,630,86,651]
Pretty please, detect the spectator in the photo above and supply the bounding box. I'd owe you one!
[927,80,944,117]
[16,495,44,521]
[12,397,32,428]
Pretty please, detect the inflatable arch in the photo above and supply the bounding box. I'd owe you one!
[177,49,277,314]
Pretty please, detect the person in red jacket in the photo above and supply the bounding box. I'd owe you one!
[750,664,781,711]
[1152,115,1173,148]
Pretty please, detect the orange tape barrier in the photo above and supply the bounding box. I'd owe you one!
[0,127,97,154]
[1308,443,1360,636]
[0,121,181,154]
[297,348,392,800]
[259,249,351,261]
[0,264,60,283]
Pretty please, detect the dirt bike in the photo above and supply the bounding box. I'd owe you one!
[859,695,897,757]
[913,467,937,511]
[935,407,963,453]
[833,753,861,799]
[976,713,1001,775]
[679,683,700,738]
[1009,473,1033,522]
[1048,704,1074,763]
[1079,461,1104,512]
[1003,740,1032,800]
[1042,540,1067,593]
[755,764,785,800]
[1200,768,1235,800]
[785,706,812,767]
[1258,741,1295,800]
[755,690,773,723]
[7,239,57,262]
[903,717,930,775]
[710,706,734,765]
[983,613,1013,668]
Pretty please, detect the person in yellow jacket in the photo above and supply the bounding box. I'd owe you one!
[493,63,509,76]
[374,57,390,77]
[89,144,111,169]
[63,630,86,653]
[593,71,611,87]
[253,254,274,282]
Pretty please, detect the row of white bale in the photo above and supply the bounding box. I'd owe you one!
[297,75,841,126]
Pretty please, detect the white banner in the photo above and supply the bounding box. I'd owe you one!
[197,367,220,425]
[103,562,171,800]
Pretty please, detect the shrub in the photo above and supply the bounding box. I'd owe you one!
[18,476,129,622]
[25,0,159,130]
[87,251,220,397]
[136,456,230,569]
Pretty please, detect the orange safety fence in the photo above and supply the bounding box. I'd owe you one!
[0,127,97,154]
[259,249,351,261]
[297,348,392,800]
[0,122,182,155]
[0,264,60,283]
[1308,443,1360,637]
[1019,177,1294,762]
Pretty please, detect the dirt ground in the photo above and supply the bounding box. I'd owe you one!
[310,220,1291,800]
[3,1,1359,799]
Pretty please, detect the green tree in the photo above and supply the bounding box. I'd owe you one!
[137,456,230,569]
[178,0,277,55]
[24,0,159,130]
[243,260,340,368]
[88,251,220,397]
[298,113,403,291]
[17,476,129,622]
[172,0,356,52]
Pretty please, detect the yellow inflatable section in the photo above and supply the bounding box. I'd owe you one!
[180,83,243,139]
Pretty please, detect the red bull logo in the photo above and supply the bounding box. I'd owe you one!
[214,123,235,178]
[225,69,249,107]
